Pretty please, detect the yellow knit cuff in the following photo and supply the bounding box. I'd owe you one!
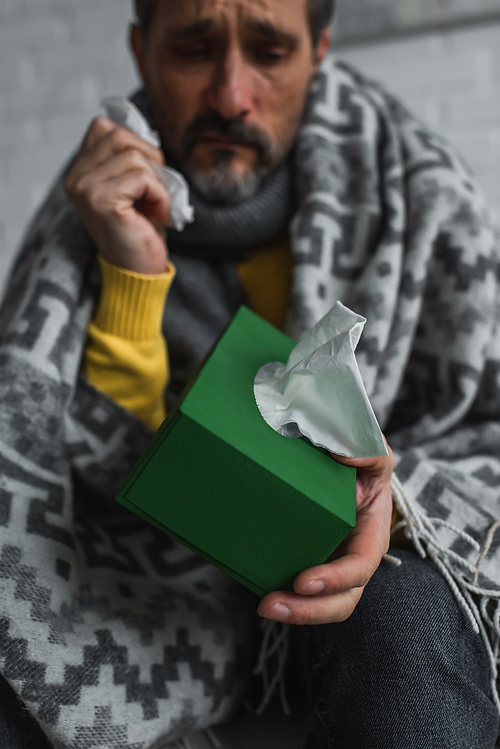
[94,255,176,340]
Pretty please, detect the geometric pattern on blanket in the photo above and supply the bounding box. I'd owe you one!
[288,57,500,711]
[0,198,256,747]
[0,54,499,747]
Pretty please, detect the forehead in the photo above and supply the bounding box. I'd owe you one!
[158,0,309,30]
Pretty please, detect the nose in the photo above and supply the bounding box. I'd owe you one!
[202,47,253,120]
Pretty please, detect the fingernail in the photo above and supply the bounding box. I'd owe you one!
[260,603,291,622]
[302,580,324,595]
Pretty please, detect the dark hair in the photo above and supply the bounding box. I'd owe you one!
[307,0,335,45]
[133,0,335,47]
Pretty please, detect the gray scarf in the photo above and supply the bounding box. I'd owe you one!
[168,157,294,259]
[0,55,499,749]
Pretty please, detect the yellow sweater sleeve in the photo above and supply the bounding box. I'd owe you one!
[82,255,176,432]
[83,239,291,436]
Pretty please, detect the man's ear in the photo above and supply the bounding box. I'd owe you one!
[313,26,331,72]
[130,23,147,84]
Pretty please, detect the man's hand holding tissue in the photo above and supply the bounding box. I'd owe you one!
[65,116,171,275]
[258,441,394,625]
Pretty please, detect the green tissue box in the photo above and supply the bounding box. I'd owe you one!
[117,306,356,597]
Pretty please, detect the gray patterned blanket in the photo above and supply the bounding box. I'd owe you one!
[0,55,499,747]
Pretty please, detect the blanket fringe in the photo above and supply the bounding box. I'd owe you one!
[474,522,500,586]
[168,623,293,748]
[383,553,403,567]
[243,619,291,717]
[204,728,221,748]
[166,728,222,749]
[391,473,500,712]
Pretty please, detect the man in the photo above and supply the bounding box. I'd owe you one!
[0,0,498,747]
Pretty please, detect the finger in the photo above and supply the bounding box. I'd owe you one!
[258,586,364,625]
[83,168,171,227]
[74,118,164,175]
[72,149,162,193]
[70,147,171,227]
[330,452,392,472]
[293,499,391,596]
[330,435,393,470]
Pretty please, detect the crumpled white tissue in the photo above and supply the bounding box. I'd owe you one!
[101,97,195,232]
[254,302,388,458]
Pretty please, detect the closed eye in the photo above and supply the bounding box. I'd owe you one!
[172,42,212,60]
[253,45,289,65]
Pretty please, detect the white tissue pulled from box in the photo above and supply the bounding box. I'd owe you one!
[254,302,388,459]
[101,97,195,232]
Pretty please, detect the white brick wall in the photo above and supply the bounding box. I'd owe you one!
[335,0,500,38]
[0,0,138,292]
[0,3,499,296]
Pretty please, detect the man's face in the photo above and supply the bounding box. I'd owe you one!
[131,0,329,203]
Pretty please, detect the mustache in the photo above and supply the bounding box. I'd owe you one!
[181,112,276,168]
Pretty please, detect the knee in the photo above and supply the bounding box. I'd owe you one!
[298,550,500,749]
[312,549,489,682]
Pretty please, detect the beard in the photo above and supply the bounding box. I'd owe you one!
[167,112,284,205]
[185,148,263,204]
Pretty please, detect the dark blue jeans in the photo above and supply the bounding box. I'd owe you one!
[296,549,499,749]
[0,674,53,748]
[0,550,498,748]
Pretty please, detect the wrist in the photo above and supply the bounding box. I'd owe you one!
[100,246,169,276]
